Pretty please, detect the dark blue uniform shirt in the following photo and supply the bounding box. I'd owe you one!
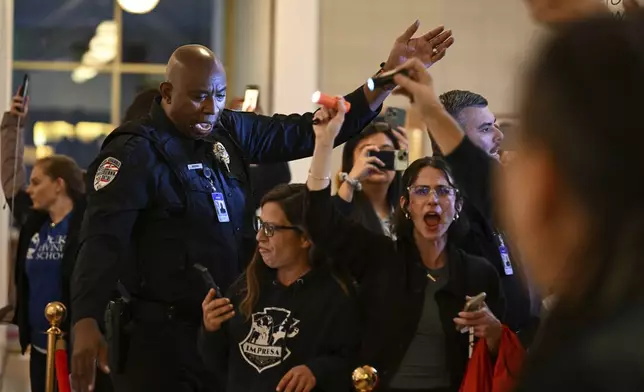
[71,87,378,325]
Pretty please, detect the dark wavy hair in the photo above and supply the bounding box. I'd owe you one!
[393,156,468,241]
[340,122,402,234]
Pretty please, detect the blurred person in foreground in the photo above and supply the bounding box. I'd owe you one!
[391,8,644,390]
[71,21,454,392]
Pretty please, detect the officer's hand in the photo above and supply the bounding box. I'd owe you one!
[202,288,235,332]
[312,97,347,145]
[71,318,109,392]
[276,365,317,392]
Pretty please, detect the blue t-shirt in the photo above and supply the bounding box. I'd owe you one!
[26,214,70,350]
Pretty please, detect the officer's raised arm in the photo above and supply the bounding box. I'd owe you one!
[70,134,155,392]
[224,21,454,164]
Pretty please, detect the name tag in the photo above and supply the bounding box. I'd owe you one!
[212,192,230,223]
[495,232,514,276]
[500,245,514,276]
[187,163,203,170]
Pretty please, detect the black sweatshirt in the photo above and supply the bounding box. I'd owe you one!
[198,267,359,392]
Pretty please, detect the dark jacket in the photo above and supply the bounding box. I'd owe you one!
[444,138,535,336]
[516,304,644,391]
[199,267,359,392]
[71,86,378,327]
[304,186,505,391]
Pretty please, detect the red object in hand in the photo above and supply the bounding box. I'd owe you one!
[311,91,351,112]
[55,340,72,392]
[459,325,525,392]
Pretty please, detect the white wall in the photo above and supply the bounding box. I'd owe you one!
[229,0,273,106]
[260,0,541,183]
[271,0,321,183]
[319,0,539,115]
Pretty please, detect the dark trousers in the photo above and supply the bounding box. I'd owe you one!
[111,320,220,392]
[29,349,46,392]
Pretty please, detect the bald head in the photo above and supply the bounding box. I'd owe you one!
[165,45,224,82]
[160,45,227,139]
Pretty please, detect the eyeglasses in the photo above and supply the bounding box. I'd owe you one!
[407,185,456,199]
[254,217,301,238]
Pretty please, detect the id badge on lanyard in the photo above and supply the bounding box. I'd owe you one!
[495,231,514,276]
[203,167,230,223]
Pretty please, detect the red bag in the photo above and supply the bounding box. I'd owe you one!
[459,325,525,392]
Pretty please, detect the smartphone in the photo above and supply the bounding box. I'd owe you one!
[368,150,409,171]
[384,107,407,129]
[241,85,260,112]
[193,263,223,298]
[463,292,487,312]
[19,74,29,99]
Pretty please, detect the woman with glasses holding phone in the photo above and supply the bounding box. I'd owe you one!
[199,184,359,392]
[304,100,505,392]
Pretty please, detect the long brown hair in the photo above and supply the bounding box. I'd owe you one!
[238,184,349,319]
[35,155,85,201]
[239,184,308,319]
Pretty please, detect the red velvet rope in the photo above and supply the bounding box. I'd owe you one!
[55,340,71,392]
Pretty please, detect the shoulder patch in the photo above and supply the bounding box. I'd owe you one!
[94,157,122,191]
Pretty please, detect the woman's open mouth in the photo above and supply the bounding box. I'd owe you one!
[424,212,441,230]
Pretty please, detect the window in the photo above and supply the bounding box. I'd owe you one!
[13,0,221,168]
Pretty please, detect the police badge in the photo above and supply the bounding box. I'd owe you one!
[213,142,230,172]
[94,157,122,191]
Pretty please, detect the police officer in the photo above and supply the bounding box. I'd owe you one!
[71,22,453,392]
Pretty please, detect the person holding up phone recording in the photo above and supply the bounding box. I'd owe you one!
[334,122,408,238]
[1,85,112,392]
[304,98,504,392]
[199,184,359,392]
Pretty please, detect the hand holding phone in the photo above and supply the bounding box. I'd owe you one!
[9,74,29,117]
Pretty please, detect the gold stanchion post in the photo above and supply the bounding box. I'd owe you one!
[45,302,67,392]
[352,365,378,392]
